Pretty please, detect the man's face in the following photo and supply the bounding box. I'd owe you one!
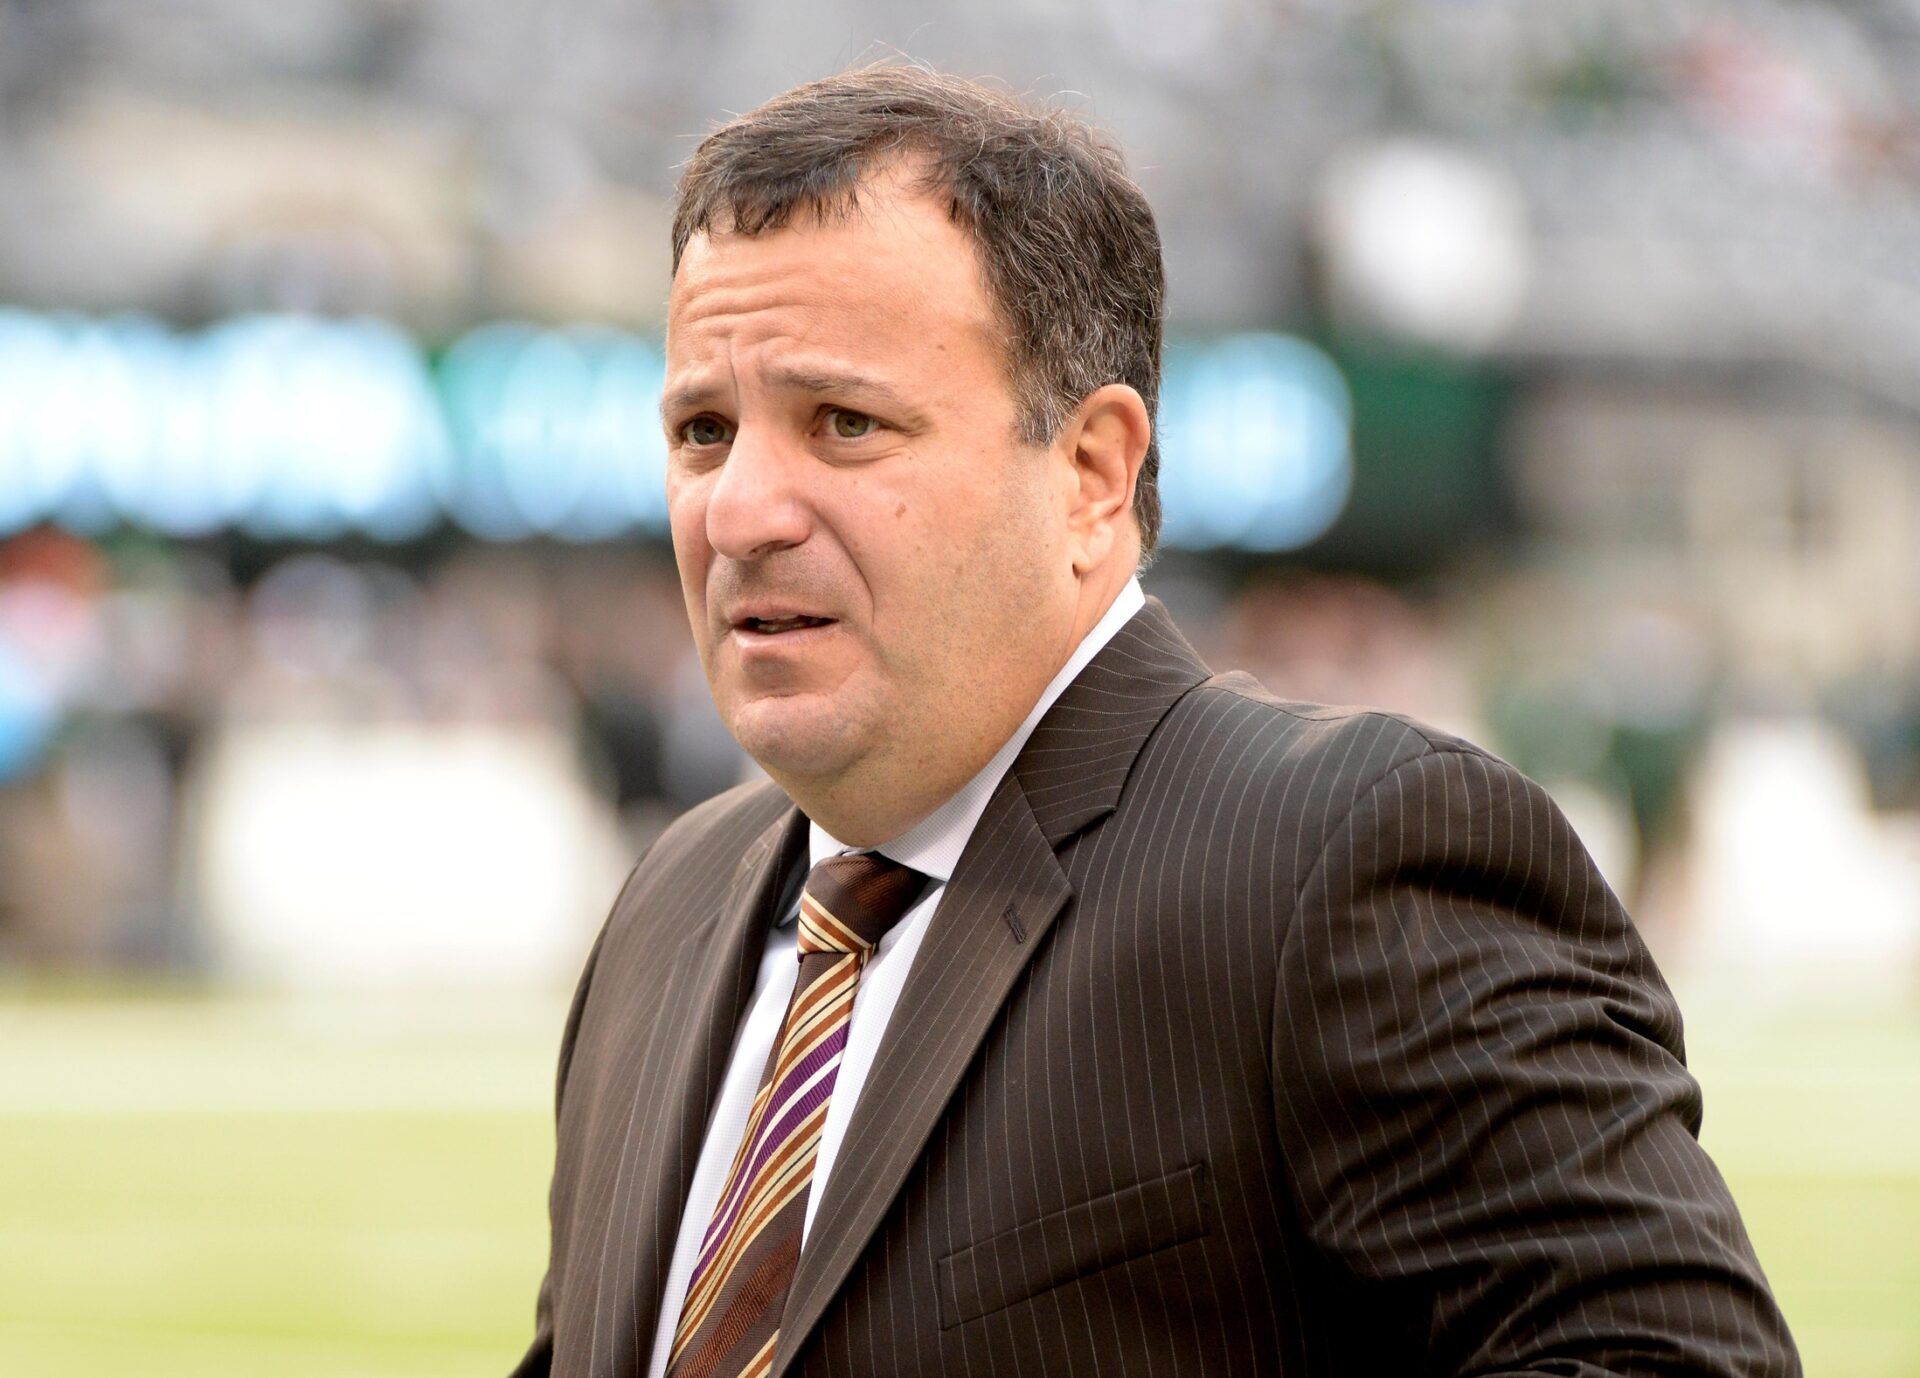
[663,174,1079,825]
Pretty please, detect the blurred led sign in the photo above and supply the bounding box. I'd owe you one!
[438,323,668,541]
[0,311,1350,552]
[0,310,450,540]
[1157,334,1353,551]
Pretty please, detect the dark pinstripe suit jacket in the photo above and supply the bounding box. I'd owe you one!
[513,597,1798,1377]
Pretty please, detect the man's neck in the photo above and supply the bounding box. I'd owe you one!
[804,575,1147,859]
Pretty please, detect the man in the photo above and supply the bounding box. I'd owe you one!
[513,67,1798,1377]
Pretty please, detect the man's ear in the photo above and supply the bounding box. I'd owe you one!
[1060,383,1152,575]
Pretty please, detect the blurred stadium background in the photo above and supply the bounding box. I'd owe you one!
[0,1,1916,1374]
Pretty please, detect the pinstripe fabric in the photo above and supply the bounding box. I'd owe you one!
[666,856,928,1378]
[513,597,1800,1378]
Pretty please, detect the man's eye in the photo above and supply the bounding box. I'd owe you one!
[682,416,732,447]
[828,409,877,439]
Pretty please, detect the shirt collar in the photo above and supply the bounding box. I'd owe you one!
[786,577,1146,919]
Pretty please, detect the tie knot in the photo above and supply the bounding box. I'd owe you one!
[797,852,929,957]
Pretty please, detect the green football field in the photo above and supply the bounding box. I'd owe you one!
[1,986,1914,1377]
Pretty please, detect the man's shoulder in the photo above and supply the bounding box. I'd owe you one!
[1159,669,1497,787]
[1109,669,1575,921]
[1121,668,1534,853]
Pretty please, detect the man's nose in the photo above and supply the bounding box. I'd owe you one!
[703,426,813,560]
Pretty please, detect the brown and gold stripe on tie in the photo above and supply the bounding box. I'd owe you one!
[664,851,928,1378]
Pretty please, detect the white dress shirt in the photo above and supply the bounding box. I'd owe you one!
[643,577,1146,1377]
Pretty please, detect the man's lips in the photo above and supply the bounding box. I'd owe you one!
[737,614,835,634]
[727,608,839,637]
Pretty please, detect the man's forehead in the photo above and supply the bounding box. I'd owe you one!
[672,170,986,308]
[667,223,998,369]
[673,220,957,302]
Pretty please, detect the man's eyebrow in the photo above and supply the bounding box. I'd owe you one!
[763,365,912,407]
[660,381,719,420]
[659,366,913,421]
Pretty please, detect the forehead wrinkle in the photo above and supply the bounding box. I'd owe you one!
[667,272,854,376]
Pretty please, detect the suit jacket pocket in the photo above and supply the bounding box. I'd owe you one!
[936,1160,1213,1329]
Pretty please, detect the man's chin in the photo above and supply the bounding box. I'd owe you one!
[726,694,867,782]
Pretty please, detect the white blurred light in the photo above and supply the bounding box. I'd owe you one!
[192,721,628,988]
[1687,717,1920,993]
[1317,140,1533,353]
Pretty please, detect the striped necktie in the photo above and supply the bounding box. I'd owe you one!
[665,851,929,1378]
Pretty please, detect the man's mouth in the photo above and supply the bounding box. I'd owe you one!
[739,615,836,635]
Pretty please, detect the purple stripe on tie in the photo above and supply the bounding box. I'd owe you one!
[691,1021,851,1280]
[689,974,854,1263]
[694,1006,850,1252]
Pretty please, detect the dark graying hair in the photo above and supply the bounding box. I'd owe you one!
[670,65,1166,556]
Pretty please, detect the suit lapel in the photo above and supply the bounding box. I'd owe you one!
[1012,594,1218,842]
[593,800,806,1377]
[771,775,1068,1377]
[769,597,1211,1375]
